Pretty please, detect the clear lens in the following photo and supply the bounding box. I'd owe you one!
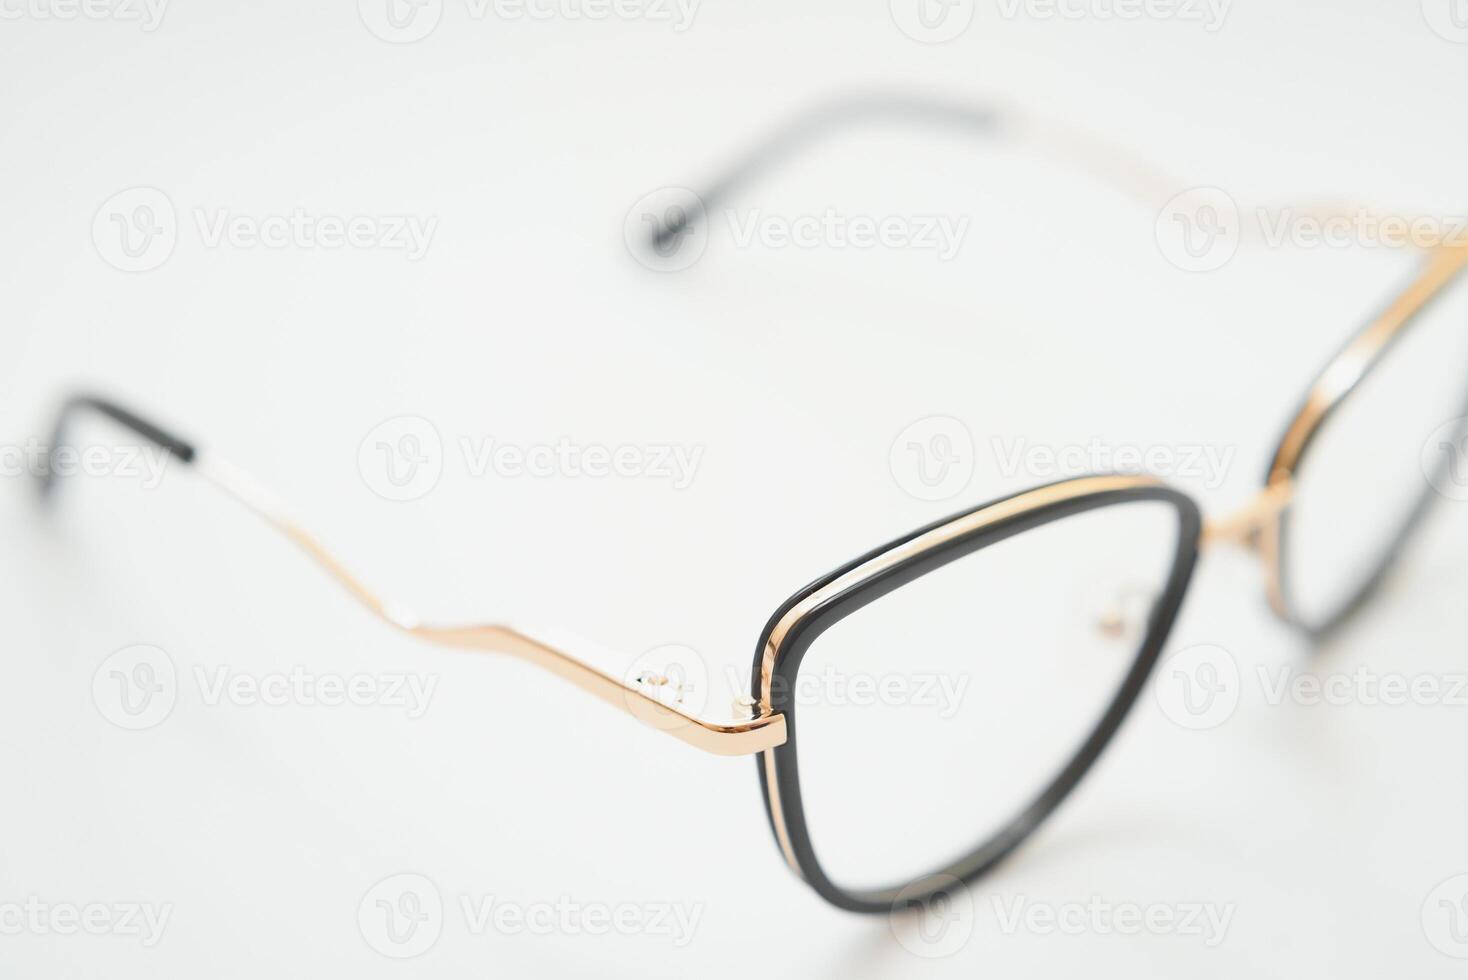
[1281,268,1468,631]
[791,500,1181,895]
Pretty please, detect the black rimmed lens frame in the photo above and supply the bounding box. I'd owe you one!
[752,480,1202,913]
[1274,268,1468,636]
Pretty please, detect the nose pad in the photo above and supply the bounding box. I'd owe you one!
[1088,584,1159,642]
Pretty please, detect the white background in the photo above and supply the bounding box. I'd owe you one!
[5,0,1468,975]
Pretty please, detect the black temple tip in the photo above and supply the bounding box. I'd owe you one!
[38,395,196,500]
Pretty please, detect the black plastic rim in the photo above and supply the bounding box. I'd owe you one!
[750,478,1203,913]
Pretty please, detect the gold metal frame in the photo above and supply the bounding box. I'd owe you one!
[188,456,785,757]
[1245,240,1468,618]
[43,111,1468,909]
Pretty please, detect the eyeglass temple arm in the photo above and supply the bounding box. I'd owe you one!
[39,395,197,496]
[649,92,1455,259]
[38,394,786,757]
[646,91,1187,250]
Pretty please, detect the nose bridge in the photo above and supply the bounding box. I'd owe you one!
[1201,481,1293,551]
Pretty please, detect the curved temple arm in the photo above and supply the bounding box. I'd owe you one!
[645,91,1186,252]
[645,91,1445,261]
[39,395,785,757]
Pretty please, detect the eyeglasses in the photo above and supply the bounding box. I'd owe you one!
[42,97,1468,915]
